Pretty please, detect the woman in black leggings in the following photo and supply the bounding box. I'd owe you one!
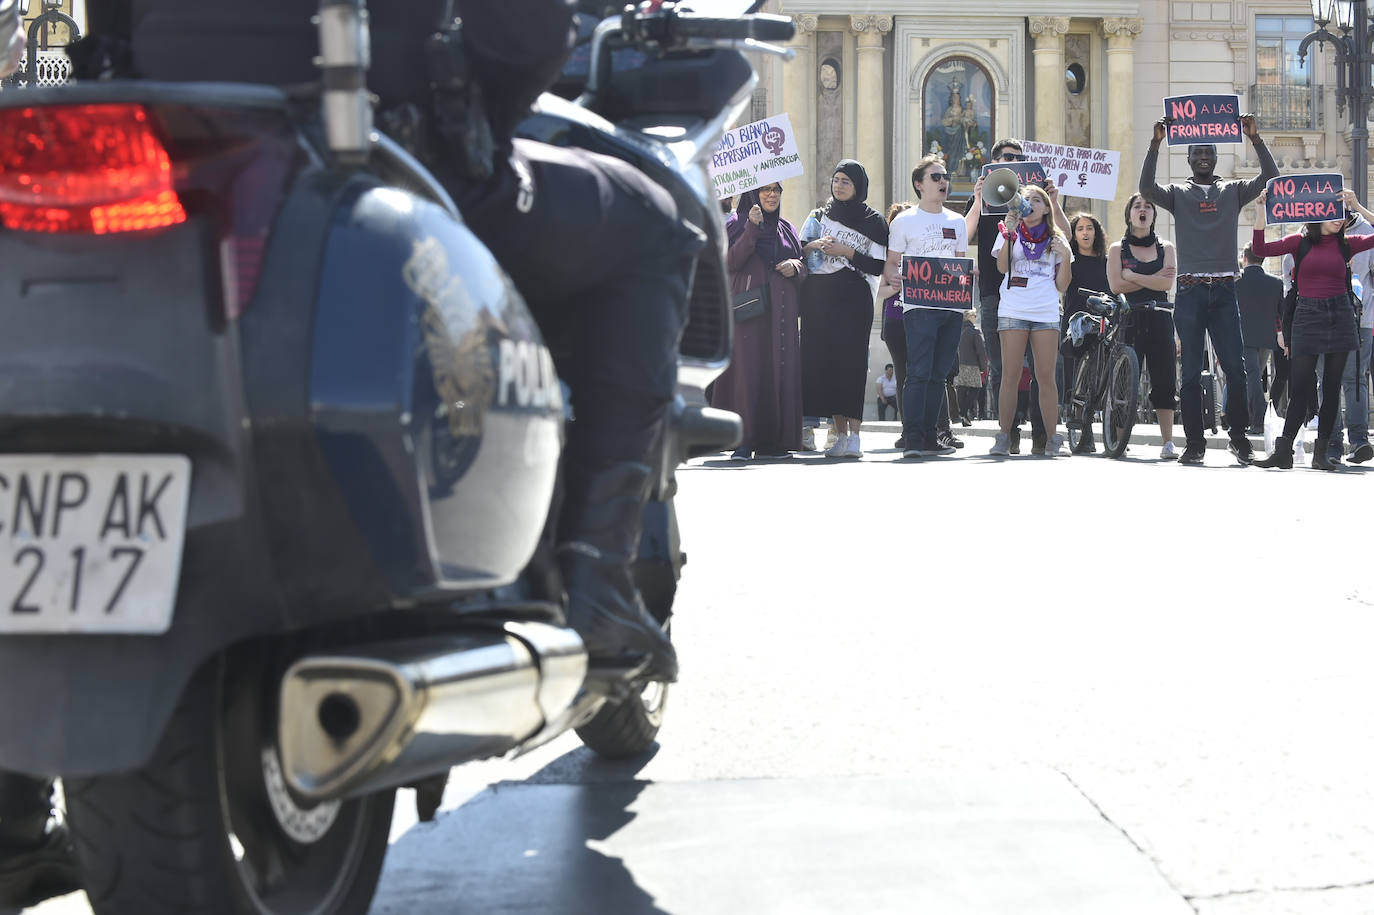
[1108,194,1180,459]
[1252,188,1374,469]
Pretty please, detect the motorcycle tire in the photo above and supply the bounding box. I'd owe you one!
[1101,346,1140,458]
[575,557,675,760]
[67,648,394,915]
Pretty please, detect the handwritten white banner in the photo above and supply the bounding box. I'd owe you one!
[1019,140,1122,201]
[709,113,805,200]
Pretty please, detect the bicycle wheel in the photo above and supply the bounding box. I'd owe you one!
[1064,348,1098,452]
[1101,345,1140,458]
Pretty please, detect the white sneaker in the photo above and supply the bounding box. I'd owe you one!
[989,432,1010,456]
[824,429,839,451]
[1160,440,1179,461]
[825,433,849,458]
[801,428,816,452]
[845,432,863,458]
[1046,433,1067,456]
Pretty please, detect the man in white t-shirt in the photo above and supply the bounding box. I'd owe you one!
[882,154,969,458]
[875,363,899,420]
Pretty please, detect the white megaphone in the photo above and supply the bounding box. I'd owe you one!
[984,167,1033,218]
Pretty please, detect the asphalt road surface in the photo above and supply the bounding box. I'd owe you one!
[25,429,1374,914]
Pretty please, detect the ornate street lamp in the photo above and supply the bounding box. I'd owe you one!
[1299,0,1370,202]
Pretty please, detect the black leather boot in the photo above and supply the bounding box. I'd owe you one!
[0,774,79,908]
[558,462,678,682]
[1254,436,1294,469]
[1311,437,1340,471]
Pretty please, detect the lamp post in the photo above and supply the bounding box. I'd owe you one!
[1299,0,1370,203]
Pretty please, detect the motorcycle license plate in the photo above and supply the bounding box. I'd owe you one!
[0,455,191,634]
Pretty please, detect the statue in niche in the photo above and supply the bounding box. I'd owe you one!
[819,59,839,93]
[923,58,994,190]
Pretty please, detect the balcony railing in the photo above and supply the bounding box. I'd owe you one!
[0,49,72,89]
[1250,82,1322,130]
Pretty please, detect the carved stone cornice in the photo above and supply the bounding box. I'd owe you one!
[792,13,818,33]
[849,15,893,35]
[1100,17,1144,40]
[1170,29,1246,41]
[1028,16,1071,38]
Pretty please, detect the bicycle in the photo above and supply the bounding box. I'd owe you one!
[1063,288,1140,457]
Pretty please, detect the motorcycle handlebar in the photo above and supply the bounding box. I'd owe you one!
[671,13,795,43]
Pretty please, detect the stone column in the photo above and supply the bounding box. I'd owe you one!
[851,16,892,212]
[781,14,818,229]
[1029,17,1070,147]
[1101,18,1143,240]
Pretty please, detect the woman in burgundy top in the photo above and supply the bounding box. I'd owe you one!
[1252,188,1374,468]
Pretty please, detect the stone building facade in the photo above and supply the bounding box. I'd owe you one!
[767,0,1364,248]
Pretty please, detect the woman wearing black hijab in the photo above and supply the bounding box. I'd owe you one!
[799,160,890,458]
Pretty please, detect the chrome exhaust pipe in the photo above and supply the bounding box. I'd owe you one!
[278,621,586,802]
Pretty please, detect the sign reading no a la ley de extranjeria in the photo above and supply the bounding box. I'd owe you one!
[709,113,805,200]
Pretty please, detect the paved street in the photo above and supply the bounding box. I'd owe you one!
[24,426,1374,914]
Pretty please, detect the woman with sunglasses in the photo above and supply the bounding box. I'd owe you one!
[882,155,969,457]
[713,183,807,460]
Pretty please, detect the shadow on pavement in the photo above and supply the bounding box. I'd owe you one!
[372,748,670,915]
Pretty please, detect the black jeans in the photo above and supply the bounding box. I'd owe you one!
[451,139,702,471]
[877,394,899,420]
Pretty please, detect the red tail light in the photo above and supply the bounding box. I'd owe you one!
[0,104,187,234]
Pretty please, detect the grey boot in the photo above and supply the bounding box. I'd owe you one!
[558,462,678,682]
[1311,437,1340,471]
[1255,436,1294,469]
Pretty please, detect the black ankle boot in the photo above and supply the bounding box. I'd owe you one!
[558,462,678,682]
[1255,436,1294,469]
[1311,437,1340,471]
[0,775,79,907]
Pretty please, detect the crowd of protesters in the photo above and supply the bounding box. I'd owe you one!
[713,118,1374,470]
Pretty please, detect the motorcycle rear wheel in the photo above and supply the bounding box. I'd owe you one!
[576,557,674,760]
[67,649,394,915]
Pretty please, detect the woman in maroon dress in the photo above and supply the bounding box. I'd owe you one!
[713,183,807,460]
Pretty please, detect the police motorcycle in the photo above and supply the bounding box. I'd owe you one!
[0,1,791,912]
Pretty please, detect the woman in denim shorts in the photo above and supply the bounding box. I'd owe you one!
[988,185,1073,455]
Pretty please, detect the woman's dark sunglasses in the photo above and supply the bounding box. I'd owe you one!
[928,173,950,182]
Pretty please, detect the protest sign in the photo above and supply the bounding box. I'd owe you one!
[709,113,805,200]
[979,160,1049,215]
[1163,94,1242,145]
[901,255,976,311]
[1265,173,1345,225]
[1019,140,1122,201]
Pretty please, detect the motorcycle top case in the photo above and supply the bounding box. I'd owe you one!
[0,83,563,775]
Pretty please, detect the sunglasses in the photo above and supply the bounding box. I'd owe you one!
[927,173,950,182]
[998,153,1027,162]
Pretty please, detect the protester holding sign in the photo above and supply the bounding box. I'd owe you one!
[988,185,1073,457]
[883,154,969,458]
[799,160,888,459]
[1139,113,1279,465]
[966,138,1070,453]
[713,184,806,461]
[1252,188,1374,470]
[1107,194,1180,460]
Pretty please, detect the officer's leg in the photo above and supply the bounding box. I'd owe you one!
[457,141,701,681]
[0,772,78,907]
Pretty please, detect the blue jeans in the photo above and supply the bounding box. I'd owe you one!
[1243,346,1272,430]
[1334,329,1372,449]
[1174,282,1249,447]
[902,308,963,448]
